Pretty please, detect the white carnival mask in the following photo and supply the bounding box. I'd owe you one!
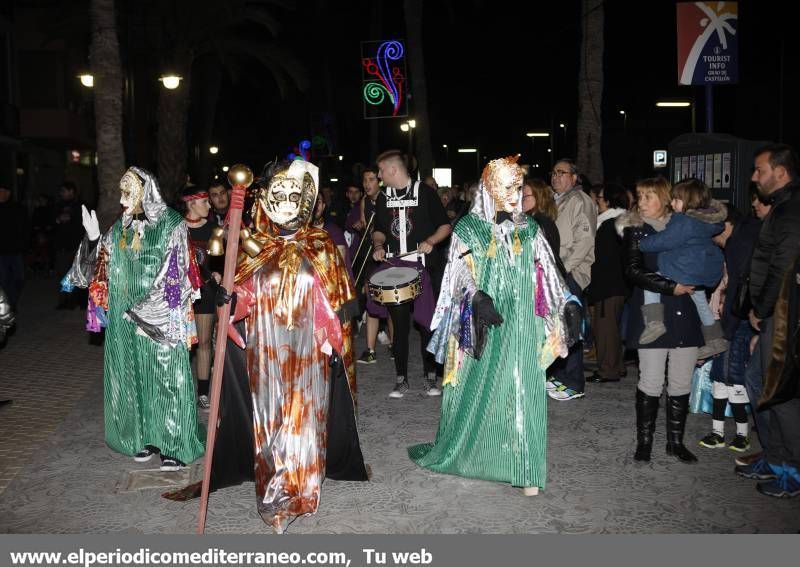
[481,155,523,213]
[119,169,145,213]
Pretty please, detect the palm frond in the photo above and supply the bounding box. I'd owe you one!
[243,6,282,36]
[204,36,310,95]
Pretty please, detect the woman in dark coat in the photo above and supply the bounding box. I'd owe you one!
[586,183,629,383]
[616,177,703,463]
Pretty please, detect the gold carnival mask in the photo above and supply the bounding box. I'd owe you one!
[262,161,319,231]
[119,169,145,213]
[481,154,523,213]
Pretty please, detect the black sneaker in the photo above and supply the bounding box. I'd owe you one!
[728,435,750,453]
[389,377,409,399]
[357,350,377,365]
[134,445,160,462]
[160,456,187,472]
[699,432,725,449]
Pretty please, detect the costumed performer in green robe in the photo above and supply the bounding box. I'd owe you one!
[409,154,569,495]
[62,167,205,471]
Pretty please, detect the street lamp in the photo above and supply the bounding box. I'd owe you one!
[458,148,481,177]
[78,74,94,88]
[159,74,182,90]
[209,146,219,155]
[656,100,695,133]
[526,132,550,167]
[400,119,416,155]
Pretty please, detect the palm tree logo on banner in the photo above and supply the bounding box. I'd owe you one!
[677,2,738,85]
[361,40,408,119]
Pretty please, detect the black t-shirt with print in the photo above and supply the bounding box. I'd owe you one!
[374,182,449,256]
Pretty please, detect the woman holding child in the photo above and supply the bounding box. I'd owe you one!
[616,177,724,464]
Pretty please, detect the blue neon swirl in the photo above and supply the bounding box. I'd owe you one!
[376,41,404,113]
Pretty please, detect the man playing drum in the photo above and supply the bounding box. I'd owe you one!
[371,150,452,398]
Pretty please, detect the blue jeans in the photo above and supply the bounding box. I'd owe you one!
[711,320,753,386]
[550,275,585,393]
[745,317,773,449]
[644,287,715,326]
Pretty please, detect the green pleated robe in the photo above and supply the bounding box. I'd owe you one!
[102,212,205,464]
[409,214,548,489]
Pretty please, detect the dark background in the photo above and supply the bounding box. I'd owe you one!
[7,0,798,196]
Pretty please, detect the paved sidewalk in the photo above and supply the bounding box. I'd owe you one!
[0,278,798,533]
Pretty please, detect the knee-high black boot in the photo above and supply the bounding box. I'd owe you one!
[665,394,698,463]
[635,389,660,461]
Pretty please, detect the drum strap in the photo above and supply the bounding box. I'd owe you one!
[386,180,420,256]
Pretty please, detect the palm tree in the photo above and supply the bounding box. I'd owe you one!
[152,0,309,200]
[576,0,604,185]
[90,0,126,227]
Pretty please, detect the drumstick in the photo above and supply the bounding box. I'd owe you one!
[385,249,421,261]
[350,212,375,270]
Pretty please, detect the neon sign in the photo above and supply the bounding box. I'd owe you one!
[361,40,407,119]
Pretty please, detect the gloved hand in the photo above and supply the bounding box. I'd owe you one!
[215,285,233,307]
[471,290,503,360]
[82,205,100,241]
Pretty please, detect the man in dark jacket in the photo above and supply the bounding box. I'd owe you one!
[736,144,800,497]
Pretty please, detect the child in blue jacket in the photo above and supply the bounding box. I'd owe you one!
[638,178,728,359]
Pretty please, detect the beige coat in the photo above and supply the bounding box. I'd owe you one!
[554,186,597,290]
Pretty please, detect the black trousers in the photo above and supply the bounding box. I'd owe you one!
[764,399,800,469]
[387,301,436,379]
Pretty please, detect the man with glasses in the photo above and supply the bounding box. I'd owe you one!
[548,159,597,401]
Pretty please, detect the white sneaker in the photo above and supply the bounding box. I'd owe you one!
[389,377,409,399]
[548,387,585,401]
[377,330,391,345]
[423,377,442,397]
[546,380,559,391]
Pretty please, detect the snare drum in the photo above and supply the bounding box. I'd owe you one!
[368,267,422,305]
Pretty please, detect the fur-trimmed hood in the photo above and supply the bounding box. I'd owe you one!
[685,199,727,225]
[615,210,670,236]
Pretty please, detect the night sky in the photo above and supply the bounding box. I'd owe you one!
[193,0,797,186]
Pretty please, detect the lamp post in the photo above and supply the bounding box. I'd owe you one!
[655,100,695,133]
[400,119,416,156]
[526,132,549,172]
[458,147,480,178]
[442,144,449,163]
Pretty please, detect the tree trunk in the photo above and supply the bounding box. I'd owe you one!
[576,0,604,185]
[90,0,126,229]
[404,0,433,179]
[195,61,223,188]
[156,48,192,204]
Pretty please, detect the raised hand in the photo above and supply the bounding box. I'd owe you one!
[82,205,100,241]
